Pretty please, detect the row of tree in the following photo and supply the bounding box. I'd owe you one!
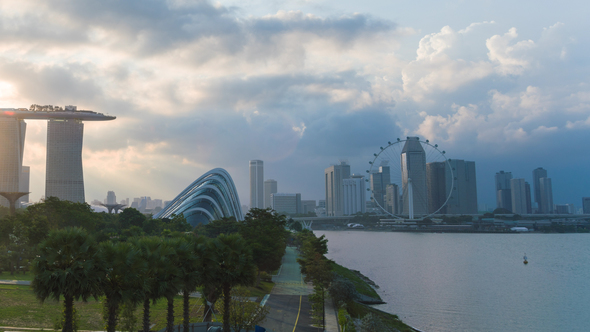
[32,227,258,332]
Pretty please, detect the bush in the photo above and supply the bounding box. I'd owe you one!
[329,277,360,305]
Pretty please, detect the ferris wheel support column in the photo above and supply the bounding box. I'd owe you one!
[408,178,414,220]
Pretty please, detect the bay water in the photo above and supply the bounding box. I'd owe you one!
[316,231,590,332]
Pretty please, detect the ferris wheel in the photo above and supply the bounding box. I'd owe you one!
[366,137,454,219]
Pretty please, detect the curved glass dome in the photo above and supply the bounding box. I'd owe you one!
[154,168,243,227]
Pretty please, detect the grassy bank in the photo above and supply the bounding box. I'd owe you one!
[330,262,416,332]
[331,261,381,301]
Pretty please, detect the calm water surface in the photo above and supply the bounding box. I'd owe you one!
[316,231,590,332]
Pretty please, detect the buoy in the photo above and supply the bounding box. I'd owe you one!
[523,253,528,265]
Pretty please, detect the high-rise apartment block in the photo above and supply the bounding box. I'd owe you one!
[532,167,547,212]
[510,178,528,215]
[427,159,478,214]
[249,160,264,209]
[525,182,532,214]
[325,161,351,216]
[401,137,428,216]
[271,193,301,215]
[539,177,553,214]
[264,179,277,209]
[343,174,366,215]
[582,198,590,214]
[495,171,513,212]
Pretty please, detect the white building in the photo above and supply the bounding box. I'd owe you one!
[343,174,366,215]
[249,160,264,209]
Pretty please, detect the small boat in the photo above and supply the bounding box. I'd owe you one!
[523,253,528,265]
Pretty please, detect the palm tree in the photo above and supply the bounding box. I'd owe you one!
[32,227,104,332]
[207,233,256,332]
[133,237,177,332]
[176,235,208,332]
[160,237,183,332]
[99,241,147,332]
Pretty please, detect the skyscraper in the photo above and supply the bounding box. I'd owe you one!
[2,105,115,204]
[532,167,547,213]
[539,177,553,214]
[264,179,277,209]
[385,183,400,215]
[525,182,532,214]
[370,163,391,209]
[0,117,26,208]
[401,137,428,216]
[427,159,478,214]
[249,160,264,209]
[106,191,116,205]
[45,118,85,203]
[343,174,366,215]
[495,171,513,212]
[510,178,528,215]
[582,197,590,214]
[325,161,351,216]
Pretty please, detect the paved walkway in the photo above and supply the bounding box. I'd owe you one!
[263,246,339,332]
[0,280,31,285]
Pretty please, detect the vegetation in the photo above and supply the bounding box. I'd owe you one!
[0,199,297,332]
[32,228,104,332]
[214,287,269,332]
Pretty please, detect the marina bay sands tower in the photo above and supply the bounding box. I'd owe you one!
[0,105,115,207]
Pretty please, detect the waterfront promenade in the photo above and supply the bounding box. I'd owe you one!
[264,246,339,332]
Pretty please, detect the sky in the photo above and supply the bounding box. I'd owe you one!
[1,0,589,210]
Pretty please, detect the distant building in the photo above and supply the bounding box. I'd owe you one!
[370,163,390,210]
[495,171,513,212]
[343,174,366,215]
[539,177,553,214]
[427,159,477,214]
[264,179,277,209]
[106,191,116,205]
[532,167,547,213]
[401,137,428,216]
[301,200,316,214]
[555,204,570,214]
[385,183,400,215]
[19,165,30,205]
[525,182,532,214]
[325,161,351,216]
[582,198,590,214]
[318,200,326,208]
[271,193,301,215]
[249,160,264,209]
[510,178,528,215]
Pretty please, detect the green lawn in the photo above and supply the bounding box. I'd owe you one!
[0,271,34,281]
[0,284,205,331]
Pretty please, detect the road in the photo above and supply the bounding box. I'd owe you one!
[263,246,320,332]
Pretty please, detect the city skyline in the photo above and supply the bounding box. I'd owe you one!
[0,0,588,211]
